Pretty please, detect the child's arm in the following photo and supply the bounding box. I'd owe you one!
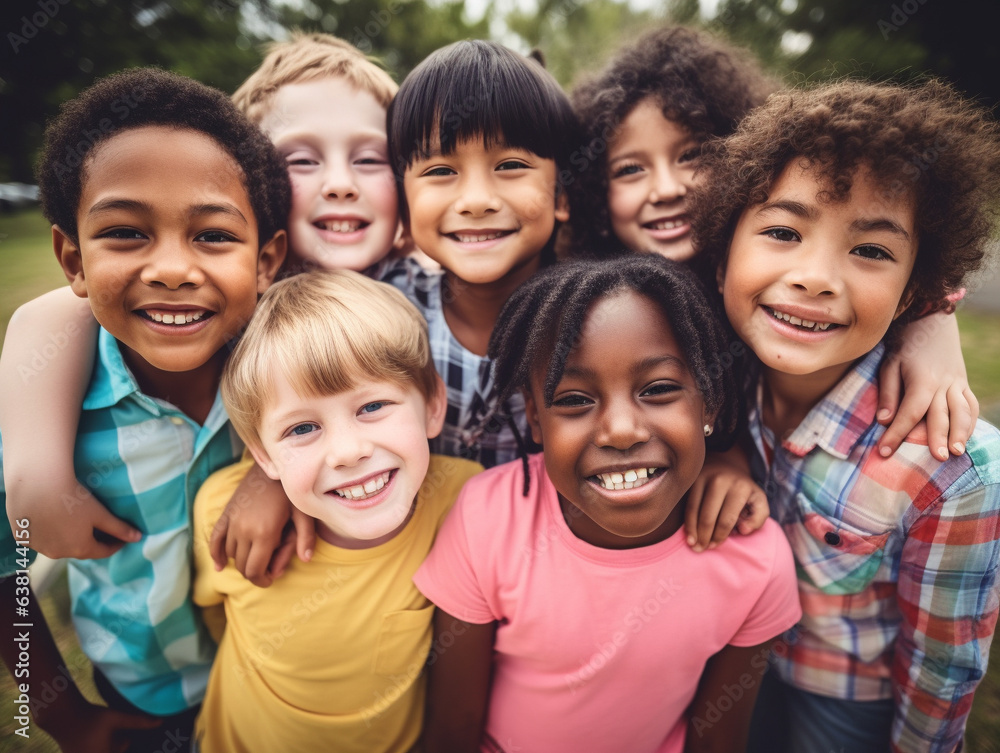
[208,459,315,587]
[422,610,496,753]
[0,287,142,558]
[890,484,1000,752]
[877,310,977,460]
[0,577,162,752]
[684,443,769,552]
[684,640,774,753]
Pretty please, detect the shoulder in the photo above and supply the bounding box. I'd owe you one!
[964,418,1000,488]
[421,455,484,519]
[442,455,546,538]
[719,518,795,575]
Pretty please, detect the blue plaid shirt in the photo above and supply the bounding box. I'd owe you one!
[0,328,243,714]
[379,257,528,468]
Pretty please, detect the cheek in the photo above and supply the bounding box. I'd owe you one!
[363,174,399,221]
[289,177,315,217]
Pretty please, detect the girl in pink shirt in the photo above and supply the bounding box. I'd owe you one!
[414,253,802,753]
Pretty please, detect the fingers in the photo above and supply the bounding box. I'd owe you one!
[209,512,231,571]
[736,488,770,536]
[683,475,708,550]
[240,538,276,588]
[290,506,316,564]
[946,383,977,456]
[878,387,933,458]
[876,357,902,426]
[88,503,142,545]
[268,525,297,581]
[925,389,952,461]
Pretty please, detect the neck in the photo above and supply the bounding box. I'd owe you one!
[760,362,852,440]
[441,257,541,356]
[121,346,226,425]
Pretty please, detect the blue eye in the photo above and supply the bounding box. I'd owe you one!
[290,423,318,436]
[360,401,387,414]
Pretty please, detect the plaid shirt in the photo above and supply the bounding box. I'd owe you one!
[380,257,528,468]
[747,343,1000,753]
[0,329,243,714]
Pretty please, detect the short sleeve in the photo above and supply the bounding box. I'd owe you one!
[413,484,497,625]
[729,521,802,647]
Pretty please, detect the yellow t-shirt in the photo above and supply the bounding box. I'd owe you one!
[192,453,482,753]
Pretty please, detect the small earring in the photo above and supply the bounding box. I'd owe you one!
[703,424,713,437]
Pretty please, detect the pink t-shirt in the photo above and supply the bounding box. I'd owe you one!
[414,454,801,753]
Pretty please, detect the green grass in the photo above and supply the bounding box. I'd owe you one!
[1,207,999,750]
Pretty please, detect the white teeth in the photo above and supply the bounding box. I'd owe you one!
[593,468,659,490]
[333,471,390,501]
[455,232,505,243]
[316,219,362,233]
[149,311,205,325]
[768,308,833,331]
[646,219,685,230]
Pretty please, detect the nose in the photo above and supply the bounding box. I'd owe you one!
[454,171,502,216]
[594,397,651,451]
[785,247,842,297]
[325,429,374,469]
[322,160,358,200]
[649,162,687,204]
[139,241,205,289]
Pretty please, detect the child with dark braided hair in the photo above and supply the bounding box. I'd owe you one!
[413,253,802,753]
[568,24,981,485]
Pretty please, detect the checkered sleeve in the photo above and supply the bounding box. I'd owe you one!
[891,478,1000,753]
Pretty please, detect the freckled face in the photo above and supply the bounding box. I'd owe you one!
[720,160,917,393]
[524,290,710,549]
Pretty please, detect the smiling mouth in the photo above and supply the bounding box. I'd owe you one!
[765,306,840,332]
[313,219,368,233]
[138,310,213,326]
[642,218,687,231]
[331,470,393,501]
[448,230,515,243]
[588,467,662,491]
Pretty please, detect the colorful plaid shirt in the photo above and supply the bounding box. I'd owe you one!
[0,328,243,714]
[380,257,528,468]
[747,343,1000,753]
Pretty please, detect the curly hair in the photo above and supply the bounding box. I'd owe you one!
[37,67,290,247]
[489,253,743,492]
[690,78,1000,342]
[566,25,776,260]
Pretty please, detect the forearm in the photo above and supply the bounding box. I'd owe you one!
[1,288,98,521]
[891,489,1000,752]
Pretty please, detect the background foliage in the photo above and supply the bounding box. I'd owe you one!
[2,0,998,183]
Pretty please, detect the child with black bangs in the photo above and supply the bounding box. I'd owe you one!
[568,24,982,483]
[692,78,1000,753]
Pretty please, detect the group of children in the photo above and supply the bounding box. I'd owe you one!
[1,21,999,753]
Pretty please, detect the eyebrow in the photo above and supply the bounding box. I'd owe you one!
[88,198,248,225]
[755,199,817,221]
[756,200,911,241]
[561,354,689,380]
[850,217,911,241]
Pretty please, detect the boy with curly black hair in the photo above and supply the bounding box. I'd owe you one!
[0,67,288,750]
[696,78,1000,753]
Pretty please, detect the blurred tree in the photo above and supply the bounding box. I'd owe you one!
[0,0,274,183]
[0,0,491,184]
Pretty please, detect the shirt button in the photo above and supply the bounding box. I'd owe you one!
[170,416,185,426]
[824,531,841,546]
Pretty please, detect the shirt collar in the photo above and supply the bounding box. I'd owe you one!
[757,343,885,459]
[82,329,143,411]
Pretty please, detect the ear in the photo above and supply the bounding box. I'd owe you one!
[248,443,282,481]
[256,230,287,294]
[522,388,544,445]
[53,226,89,298]
[424,374,448,440]
[554,189,570,224]
[893,287,915,321]
[715,260,727,296]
